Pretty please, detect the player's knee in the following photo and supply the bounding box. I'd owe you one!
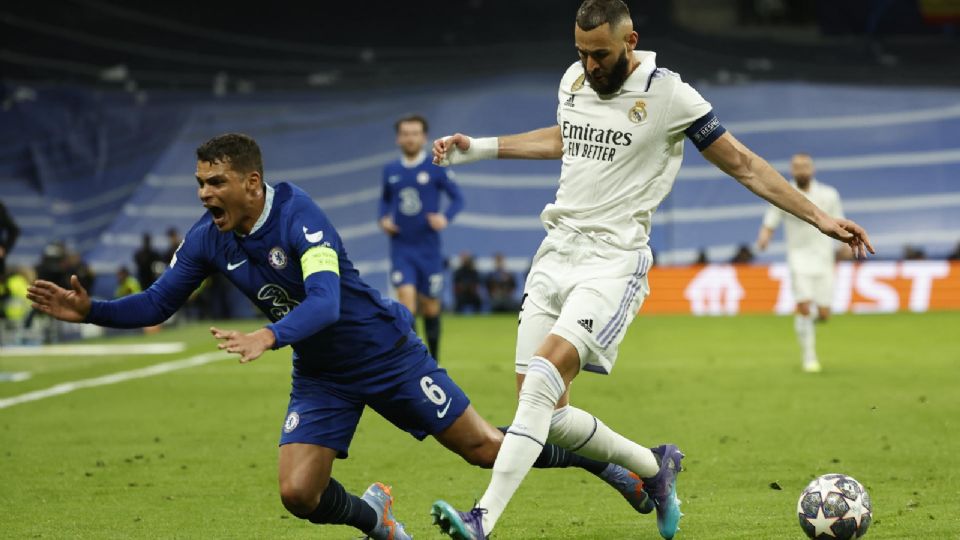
[519,357,566,410]
[279,480,324,518]
[422,301,441,318]
[796,303,812,316]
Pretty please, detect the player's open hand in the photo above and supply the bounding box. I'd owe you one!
[820,217,875,259]
[211,326,276,363]
[432,133,471,166]
[26,274,91,322]
[426,213,448,231]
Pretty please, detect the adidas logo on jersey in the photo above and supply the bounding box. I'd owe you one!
[577,319,594,333]
[564,94,575,107]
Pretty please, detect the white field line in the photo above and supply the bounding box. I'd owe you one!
[0,342,187,357]
[0,351,230,410]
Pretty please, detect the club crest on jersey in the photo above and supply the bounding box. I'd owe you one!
[417,171,430,185]
[269,246,288,269]
[628,100,648,123]
[283,412,299,433]
[571,72,585,92]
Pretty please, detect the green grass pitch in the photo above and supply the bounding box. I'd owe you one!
[2,311,958,538]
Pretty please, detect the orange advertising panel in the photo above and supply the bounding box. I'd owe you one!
[642,261,960,315]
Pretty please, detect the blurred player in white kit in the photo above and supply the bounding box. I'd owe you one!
[757,153,845,373]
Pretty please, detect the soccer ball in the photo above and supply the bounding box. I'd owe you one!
[797,473,872,539]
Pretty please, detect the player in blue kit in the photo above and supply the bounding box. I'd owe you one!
[28,133,656,538]
[379,115,464,361]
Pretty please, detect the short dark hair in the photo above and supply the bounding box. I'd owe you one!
[576,0,631,31]
[394,114,429,134]
[196,133,264,177]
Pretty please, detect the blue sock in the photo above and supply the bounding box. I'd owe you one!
[497,426,607,475]
[306,478,377,533]
[424,315,440,361]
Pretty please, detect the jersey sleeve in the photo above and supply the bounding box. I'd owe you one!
[762,204,784,230]
[667,80,712,136]
[378,167,393,219]
[439,168,465,221]
[667,80,726,151]
[265,198,342,348]
[86,225,211,328]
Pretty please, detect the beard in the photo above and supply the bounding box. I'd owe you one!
[795,175,812,189]
[584,50,630,95]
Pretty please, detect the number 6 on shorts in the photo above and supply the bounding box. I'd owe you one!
[420,375,447,405]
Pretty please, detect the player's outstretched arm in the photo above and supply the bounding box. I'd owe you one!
[702,132,874,258]
[433,126,562,166]
[27,275,91,322]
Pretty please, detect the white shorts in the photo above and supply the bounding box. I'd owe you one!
[515,228,652,376]
[791,270,834,308]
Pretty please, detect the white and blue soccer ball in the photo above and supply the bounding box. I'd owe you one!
[797,473,872,539]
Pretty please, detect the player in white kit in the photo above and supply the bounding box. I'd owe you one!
[757,153,845,373]
[428,1,873,538]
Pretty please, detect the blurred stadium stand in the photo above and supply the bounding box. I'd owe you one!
[2,0,958,309]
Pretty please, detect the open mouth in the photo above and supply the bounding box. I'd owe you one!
[207,206,226,227]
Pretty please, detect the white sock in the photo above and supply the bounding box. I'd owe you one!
[478,357,565,533]
[549,405,659,477]
[794,313,816,364]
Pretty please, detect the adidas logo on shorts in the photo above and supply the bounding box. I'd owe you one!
[577,318,594,333]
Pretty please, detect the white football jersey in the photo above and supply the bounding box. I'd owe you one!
[542,50,713,249]
[762,179,844,275]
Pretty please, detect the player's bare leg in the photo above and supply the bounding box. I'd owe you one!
[278,443,410,539]
[433,405,503,467]
[420,293,442,361]
[816,306,830,323]
[795,301,820,372]
[396,284,418,315]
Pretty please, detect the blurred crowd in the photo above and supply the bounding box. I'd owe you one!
[3,195,960,342]
[0,201,239,343]
[451,252,521,314]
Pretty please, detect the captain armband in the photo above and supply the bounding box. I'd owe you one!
[684,110,727,151]
[301,246,339,278]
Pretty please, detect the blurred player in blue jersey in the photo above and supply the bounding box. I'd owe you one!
[379,115,464,361]
[28,133,656,539]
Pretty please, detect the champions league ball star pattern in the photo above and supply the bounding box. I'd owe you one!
[798,473,873,539]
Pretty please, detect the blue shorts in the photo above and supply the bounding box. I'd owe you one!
[279,341,469,458]
[391,250,444,298]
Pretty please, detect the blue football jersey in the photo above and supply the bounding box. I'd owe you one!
[88,182,417,382]
[379,153,464,253]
